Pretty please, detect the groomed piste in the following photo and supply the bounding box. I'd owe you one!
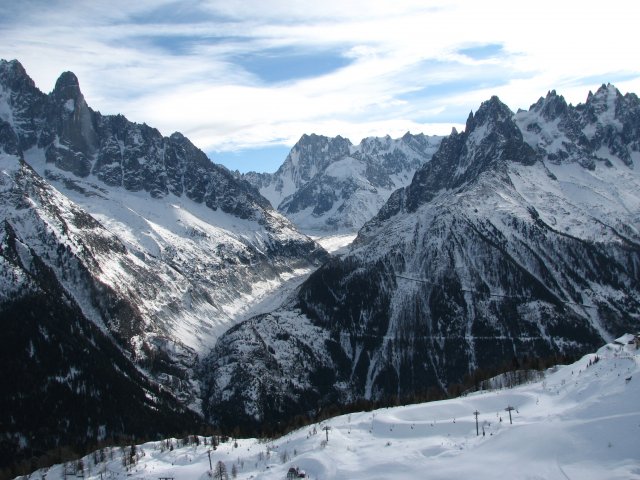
[25,334,639,480]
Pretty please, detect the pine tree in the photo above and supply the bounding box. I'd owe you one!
[130,443,137,465]
[213,461,229,480]
[75,459,84,477]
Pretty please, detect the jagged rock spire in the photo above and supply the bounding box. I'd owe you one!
[52,71,82,101]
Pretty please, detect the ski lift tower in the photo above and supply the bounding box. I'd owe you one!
[505,406,515,424]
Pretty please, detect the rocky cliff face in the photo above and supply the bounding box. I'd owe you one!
[202,86,640,431]
[244,132,442,232]
[4,63,270,218]
[0,59,326,465]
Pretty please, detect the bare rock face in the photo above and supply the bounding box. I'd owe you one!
[43,70,98,176]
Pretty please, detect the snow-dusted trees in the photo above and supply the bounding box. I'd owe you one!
[213,460,229,480]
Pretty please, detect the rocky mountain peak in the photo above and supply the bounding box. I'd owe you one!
[465,95,513,133]
[358,134,392,153]
[375,95,535,219]
[515,82,640,169]
[295,132,350,150]
[52,71,82,102]
[0,60,46,153]
[254,133,356,211]
[251,130,442,232]
[463,95,535,167]
[43,70,98,176]
[169,131,186,142]
[583,83,621,117]
[587,82,619,100]
[530,90,569,121]
[287,133,352,170]
[401,131,414,141]
[0,59,36,92]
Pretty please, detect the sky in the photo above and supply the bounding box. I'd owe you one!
[1,0,639,173]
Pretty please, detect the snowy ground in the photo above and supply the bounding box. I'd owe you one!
[231,266,316,323]
[28,335,640,480]
[309,233,357,255]
[232,233,357,321]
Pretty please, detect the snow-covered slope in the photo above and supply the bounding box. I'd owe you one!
[0,59,326,467]
[21,146,322,356]
[0,57,325,361]
[0,155,204,471]
[244,132,442,233]
[203,86,640,430]
[25,335,640,480]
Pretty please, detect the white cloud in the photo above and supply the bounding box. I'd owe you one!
[1,0,639,169]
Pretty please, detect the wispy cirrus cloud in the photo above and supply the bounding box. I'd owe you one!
[1,0,639,172]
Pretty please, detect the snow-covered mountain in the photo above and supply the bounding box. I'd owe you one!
[0,153,206,471]
[21,335,640,480]
[202,85,640,431]
[244,132,442,233]
[0,59,326,466]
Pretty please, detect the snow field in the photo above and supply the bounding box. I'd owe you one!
[308,233,357,255]
[15,146,320,354]
[29,336,640,480]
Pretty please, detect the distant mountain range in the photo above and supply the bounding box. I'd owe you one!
[202,85,640,431]
[243,132,442,233]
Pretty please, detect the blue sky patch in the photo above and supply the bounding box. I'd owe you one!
[210,144,292,173]
[138,34,205,55]
[568,73,640,92]
[234,48,352,84]
[457,43,504,60]
[128,1,218,25]
[399,76,508,103]
[134,34,246,56]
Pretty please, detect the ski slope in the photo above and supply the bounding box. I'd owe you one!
[26,335,640,480]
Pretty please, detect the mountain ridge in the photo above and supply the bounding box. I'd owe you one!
[0,59,326,468]
[243,131,442,233]
[202,85,640,431]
